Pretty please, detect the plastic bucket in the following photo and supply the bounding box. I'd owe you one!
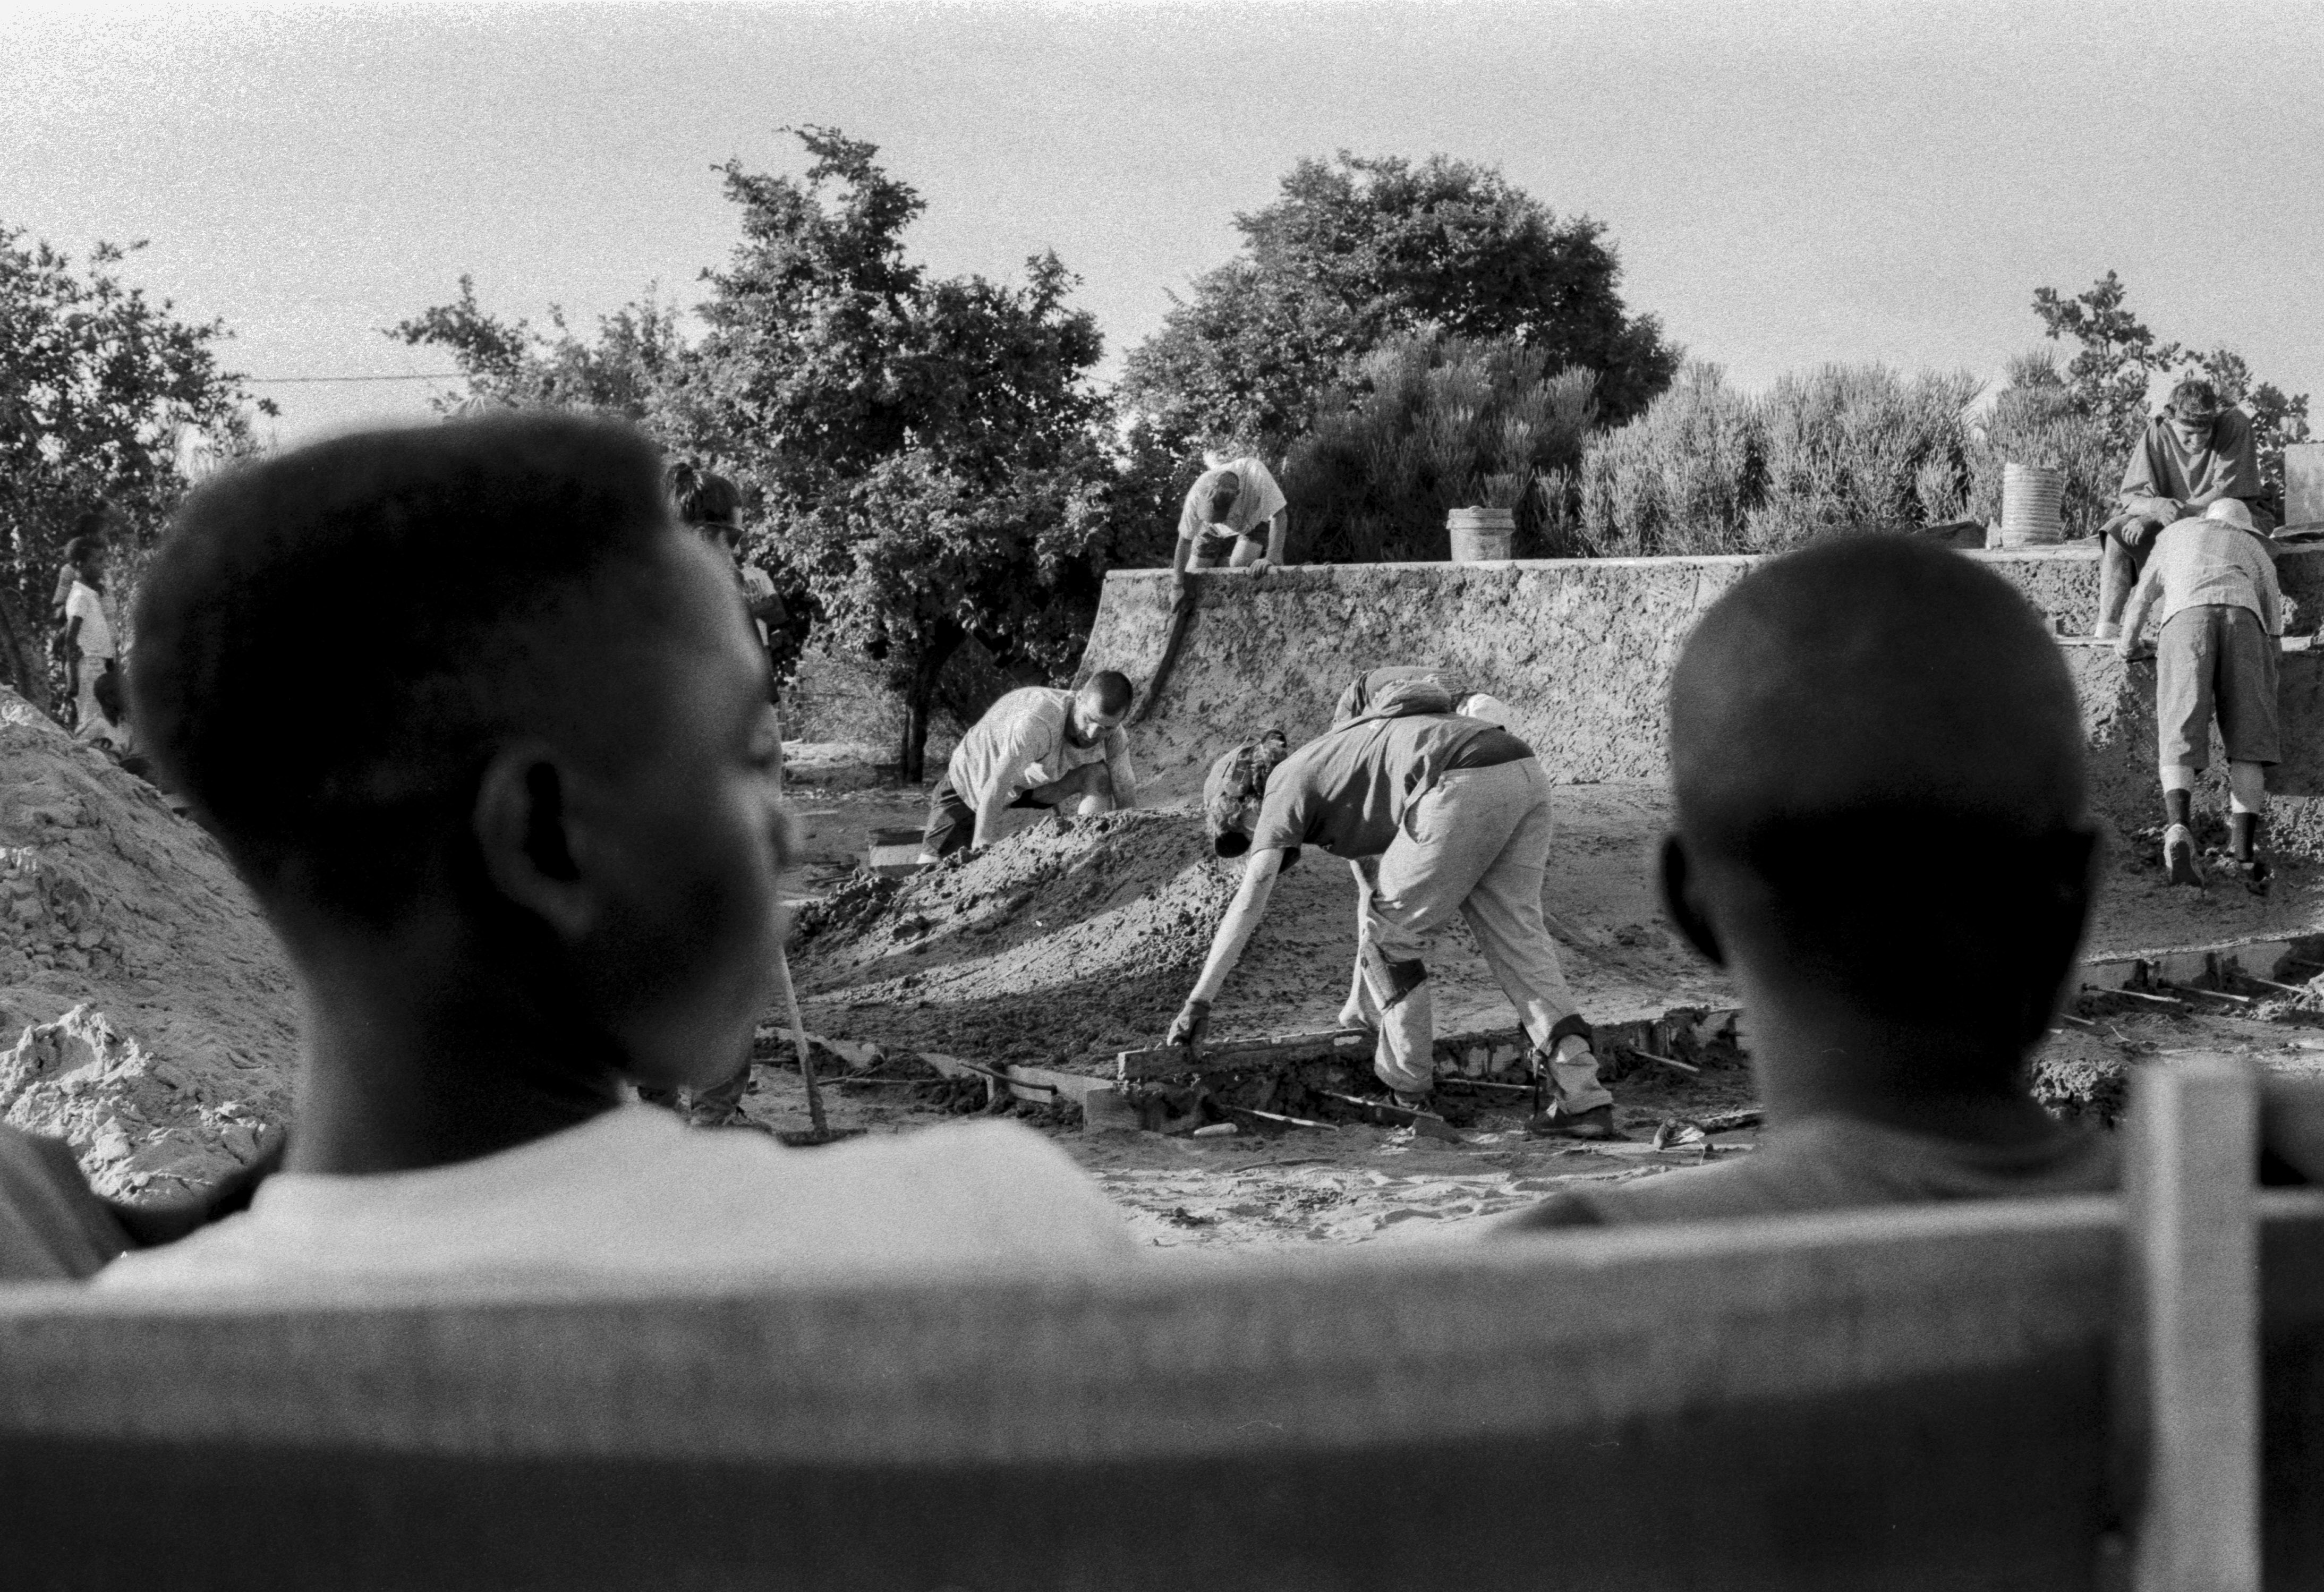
[1447,508,1516,562]
[1999,464,2065,547]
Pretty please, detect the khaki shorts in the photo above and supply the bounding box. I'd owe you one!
[2157,604,2280,768]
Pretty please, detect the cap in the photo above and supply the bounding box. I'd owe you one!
[1203,730,1289,857]
[2205,499,2260,534]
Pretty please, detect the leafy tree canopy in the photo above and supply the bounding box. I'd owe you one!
[1121,151,1680,457]
[0,227,270,707]
[395,128,1161,778]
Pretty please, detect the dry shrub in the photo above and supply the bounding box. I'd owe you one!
[1965,352,2120,539]
[1580,362,1981,556]
[1282,333,1596,562]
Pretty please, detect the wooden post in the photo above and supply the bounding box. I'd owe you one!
[2125,1053,2260,1592]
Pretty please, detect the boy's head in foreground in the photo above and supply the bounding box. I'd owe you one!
[1663,537,2097,1102]
[130,414,788,1109]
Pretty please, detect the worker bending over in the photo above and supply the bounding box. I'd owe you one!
[1172,455,1288,575]
[2117,498,2283,891]
[1170,675,1616,1137]
[1332,664,1515,731]
[921,673,1138,863]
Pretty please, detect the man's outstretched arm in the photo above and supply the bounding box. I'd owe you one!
[1166,848,1286,1046]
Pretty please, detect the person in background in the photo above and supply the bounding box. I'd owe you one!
[920,675,1140,863]
[60,537,116,732]
[2093,378,2276,638]
[2117,498,2284,891]
[1172,454,1289,577]
[669,462,787,704]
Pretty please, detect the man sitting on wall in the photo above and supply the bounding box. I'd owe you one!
[99,413,1135,1289]
[2094,378,2277,638]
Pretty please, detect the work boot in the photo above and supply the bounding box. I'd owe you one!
[2163,823,2204,888]
[1526,1102,1620,1140]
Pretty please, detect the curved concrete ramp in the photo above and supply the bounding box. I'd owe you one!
[1077,546,2324,961]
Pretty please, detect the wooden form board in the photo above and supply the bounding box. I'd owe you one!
[6,1188,2324,1589]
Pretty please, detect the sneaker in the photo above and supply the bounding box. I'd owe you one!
[2237,855,2273,896]
[1391,1090,1435,1113]
[2163,824,2203,888]
[1525,1102,1620,1140]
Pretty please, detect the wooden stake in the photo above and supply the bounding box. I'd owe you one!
[2123,1054,2259,1592]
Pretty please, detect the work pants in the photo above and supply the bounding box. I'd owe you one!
[1349,757,1610,1109]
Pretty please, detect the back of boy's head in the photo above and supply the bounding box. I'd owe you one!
[91,669,124,724]
[1669,535,2091,1039]
[131,413,674,924]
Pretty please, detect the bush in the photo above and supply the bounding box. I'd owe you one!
[1281,333,1596,563]
[1577,362,1982,556]
[1964,352,2119,539]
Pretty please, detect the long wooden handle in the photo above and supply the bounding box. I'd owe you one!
[771,941,827,1139]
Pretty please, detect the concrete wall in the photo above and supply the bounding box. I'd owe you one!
[1078,544,2324,846]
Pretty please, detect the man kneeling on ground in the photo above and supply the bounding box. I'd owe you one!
[1172,674,1616,1137]
[920,674,1138,864]
[1500,535,2322,1230]
[99,414,1134,1289]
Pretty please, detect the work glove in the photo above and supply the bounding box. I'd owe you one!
[1167,997,1212,1050]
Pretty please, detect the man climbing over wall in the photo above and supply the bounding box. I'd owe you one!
[2093,378,2277,638]
[1169,673,1616,1137]
[1173,453,1289,576]
[1133,455,1291,726]
[919,672,1139,863]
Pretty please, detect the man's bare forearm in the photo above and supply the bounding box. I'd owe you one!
[1188,850,1282,1003]
[1266,510,1287,565]
[971,785,1015,849]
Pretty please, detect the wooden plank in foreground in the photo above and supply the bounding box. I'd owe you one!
[2126,1054,2261,1592]
[1117,1029,1370,1080]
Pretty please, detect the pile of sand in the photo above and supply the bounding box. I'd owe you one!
[791,809,1240,1066]
[0,691,296,1201]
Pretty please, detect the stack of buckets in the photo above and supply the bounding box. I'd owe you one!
[1997,463,2066,548]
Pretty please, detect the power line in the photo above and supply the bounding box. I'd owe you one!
[243,372,464,385]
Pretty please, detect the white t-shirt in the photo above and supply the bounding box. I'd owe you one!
[96,1106,1136,1291]
[1176,457,1287,558]
[947,686,1135,808]
[64,581,114,660]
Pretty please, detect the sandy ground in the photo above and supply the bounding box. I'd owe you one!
[769,772,2324,1251]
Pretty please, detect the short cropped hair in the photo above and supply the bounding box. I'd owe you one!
[667,460,742,529]
[62,537,101,567]
[2168,378,2221,417]
[131,413,674,919]
[92,669,125,724]
[1081,669,1135,718]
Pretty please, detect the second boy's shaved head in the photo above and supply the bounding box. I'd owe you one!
[1673,537,2086,855]
[1666,536,2095,1045]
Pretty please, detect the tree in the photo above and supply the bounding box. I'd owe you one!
[1121,151,1680,457]
[683,128,1135,778]
[389,275,686,423]
[0,227,270,708]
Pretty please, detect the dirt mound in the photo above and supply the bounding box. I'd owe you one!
[791,809,1239,1067]
[0,693,296,1201]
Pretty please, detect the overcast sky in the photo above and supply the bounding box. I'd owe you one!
[6,0,2319,447]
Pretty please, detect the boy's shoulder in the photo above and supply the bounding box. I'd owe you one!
[97,1108,1132,1290]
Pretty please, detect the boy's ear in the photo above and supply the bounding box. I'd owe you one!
[1656,833,1726,968]
[472,744,595,941]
